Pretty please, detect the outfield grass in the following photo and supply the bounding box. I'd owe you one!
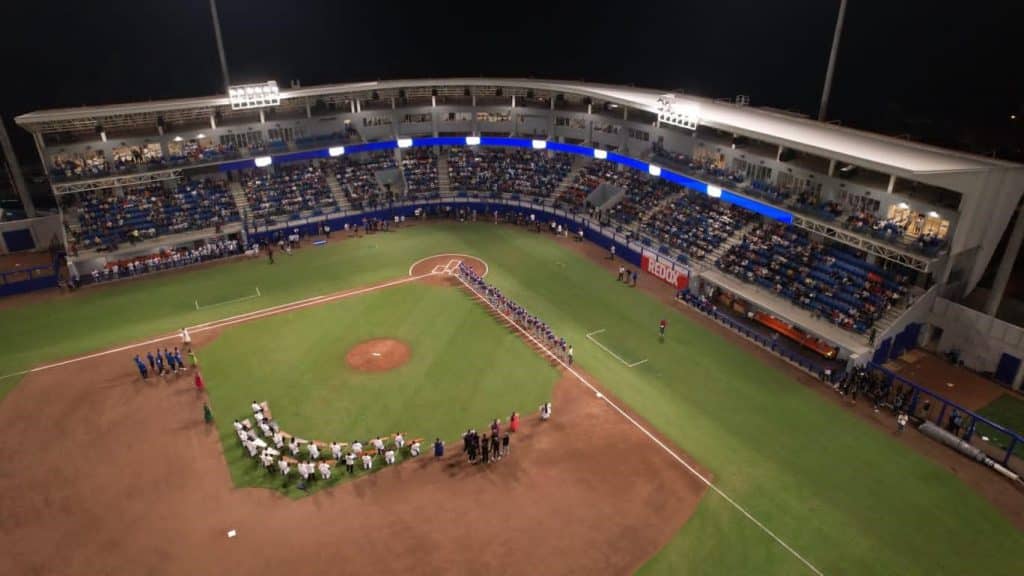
[200,282,558,497]
[1,223,1022,575]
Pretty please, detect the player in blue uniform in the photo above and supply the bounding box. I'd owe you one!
[134,355,148,380]
[173,347,185,372]
[154,350,165,375]
[146,351,156,373]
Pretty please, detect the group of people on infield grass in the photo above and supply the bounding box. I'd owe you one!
[457,262,574,365]
[235,400,430,489]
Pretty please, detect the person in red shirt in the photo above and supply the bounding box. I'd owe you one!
[659,319,668,339]
[509,411,520,433]
[194,370,205,391]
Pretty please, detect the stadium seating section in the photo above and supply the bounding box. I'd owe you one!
[242,163,336,219]
[401,149,439,197]
[328,154,397,210]
[716,222,910,333]
[70,179,239,250]
[641,190,759,263]
[448,148,573,199]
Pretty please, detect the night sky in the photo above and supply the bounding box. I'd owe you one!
[1,0,1021,161]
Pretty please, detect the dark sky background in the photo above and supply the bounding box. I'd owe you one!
[0,0,1021,161]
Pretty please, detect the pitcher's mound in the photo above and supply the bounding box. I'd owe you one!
[345,339,411,372]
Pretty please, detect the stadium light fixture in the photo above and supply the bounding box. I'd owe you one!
[927,211,940,218]
[328,146,346,157]
[397,138,413,149]
[897,202,909,209]
[197,133,207,139]
[228,81,281,111]
[531,139,547,150]
[173,136,184,142]
[648,165,662,177]
[254,156,273,168]
[656,94,699,131]
[707,185,722,198]
[594,149,608,160]
[465,136,481,146]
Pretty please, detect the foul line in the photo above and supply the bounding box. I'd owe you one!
[194,287,262,311]
[0,273,435,382]
[455,273,824,576]
[585,329,649,368]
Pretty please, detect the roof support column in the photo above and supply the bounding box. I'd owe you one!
[887,174,896,194]
[0,115,35,217]
[984,202,1024,316]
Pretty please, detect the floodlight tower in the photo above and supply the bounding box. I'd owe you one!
[210,0,231,91]
[817,0,848,122]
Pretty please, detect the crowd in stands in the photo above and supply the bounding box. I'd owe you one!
[448,148,573,199]
[328,154,396,210]
[605,170,675,226]
[747,179,792,204]
[87,238,242,284]
[716,222,910,334]
[641,189,758,262]
[845,212,946,255]
[554,165,601,211]
[242,162,336,220]
[71,179,239,251]
[52,154,111,181]
[651,143,746,184]
[168,141,238,165]
[401,149,439,196]
[794,190,843,221]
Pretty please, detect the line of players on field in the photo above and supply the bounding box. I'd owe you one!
[456,262,574,364]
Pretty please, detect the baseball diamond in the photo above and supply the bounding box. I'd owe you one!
[1,67,1024,575]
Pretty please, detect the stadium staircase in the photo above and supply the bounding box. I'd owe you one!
[707,221,757,265]
[327,174,353,210]
[228,181,251,219]
[551,157,588,204]
[437,150,452,195]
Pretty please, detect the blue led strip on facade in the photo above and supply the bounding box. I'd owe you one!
[222,137,792,224]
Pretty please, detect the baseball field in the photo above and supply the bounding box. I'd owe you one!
[0,221,1022,575]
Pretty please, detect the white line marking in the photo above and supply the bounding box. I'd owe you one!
[0,272,436,382]
[585,329,648,368]
[194,289,261,310]
[455,274,824,576]
[408,253,489,278]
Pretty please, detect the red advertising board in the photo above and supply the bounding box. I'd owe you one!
[641,255,689,290]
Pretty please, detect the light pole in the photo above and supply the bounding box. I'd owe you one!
[818,0,848,122]
[210,0,231,91]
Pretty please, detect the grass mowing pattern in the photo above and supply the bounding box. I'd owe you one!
[200,282,558,497]
[1,223,1022,574]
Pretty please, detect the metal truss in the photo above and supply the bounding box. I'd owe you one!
[791,214,931,272]
[52,168,183,195]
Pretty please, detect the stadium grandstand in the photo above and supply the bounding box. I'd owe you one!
[8,77,1024,388]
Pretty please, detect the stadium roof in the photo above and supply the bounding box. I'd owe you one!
[16,78,1020,176]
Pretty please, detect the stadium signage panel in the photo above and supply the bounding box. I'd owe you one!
[642,255,689,290]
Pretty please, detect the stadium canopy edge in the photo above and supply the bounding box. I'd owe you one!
[219,136,793,224]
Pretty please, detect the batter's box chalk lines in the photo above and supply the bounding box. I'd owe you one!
[458,276,824,576]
